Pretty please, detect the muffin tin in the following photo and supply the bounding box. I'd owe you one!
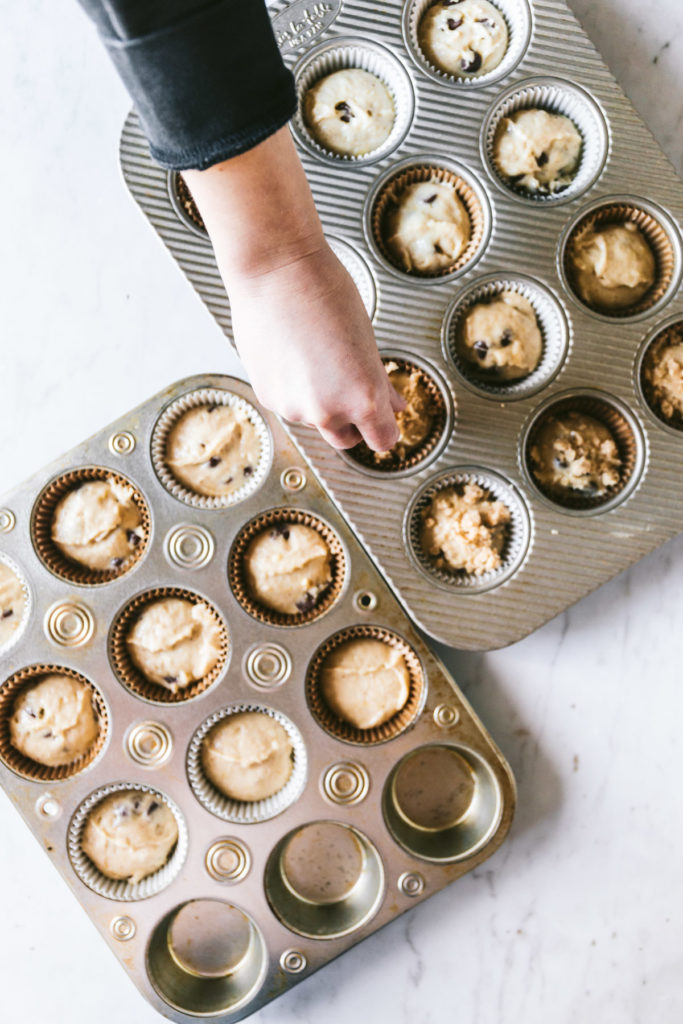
[0,374,514,1021]
[119,0,683,652]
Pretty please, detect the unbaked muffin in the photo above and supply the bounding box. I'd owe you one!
[304,68,395,156]
[202,712,293,802]
[10,674,98,767]
[320,638,411,730]
[421,482,510,575]
[82,791,178,884]
[126,597,222,692]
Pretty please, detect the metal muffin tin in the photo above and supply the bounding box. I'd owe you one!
[119,0,683,650]
[0,374,514,1022]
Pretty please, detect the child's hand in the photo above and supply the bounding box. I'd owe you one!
[184,127,404,450]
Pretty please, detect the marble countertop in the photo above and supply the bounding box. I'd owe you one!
[1,1,682,1021]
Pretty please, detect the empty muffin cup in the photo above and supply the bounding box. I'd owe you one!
[109,586,230,704]
[0,664,108,782]
[228,508,346,627]
[343,353,452,474]
[151,387,272,508]
[365,155,491,281]
[32,467,150,585]
[560,197,680,319]
[383,744,503,861]
[442,273,570,400]
[292,36,415,165]
[482,77,608,203]
[403,0,532,88]
[406,467,531,593]
[305,625,426,745]
[265,821,384,939]
[520,389,646,514]
[68,782,188,901]
[637,315,683,433]
[0,553,31,655]
[167,171,207,237]
[147,900,267,1016]
[186,703,307,824]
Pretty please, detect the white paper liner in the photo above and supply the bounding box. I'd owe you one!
[187,703,308,824]
[292,36,415,166]
[68,782,188,901]
[151,388,272,509]
[442,273,570,400]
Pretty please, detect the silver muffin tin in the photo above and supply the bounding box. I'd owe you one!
[0,374,515,1022]
[119,0,683,650]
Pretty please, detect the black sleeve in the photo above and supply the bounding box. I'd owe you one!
[77,0,296,169]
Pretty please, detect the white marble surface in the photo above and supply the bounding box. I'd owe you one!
[2,1,683,1021]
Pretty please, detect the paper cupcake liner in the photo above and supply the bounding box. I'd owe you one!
[167,171,207,237]
[405,467,531,593]
[561,198,679,319]
[292,36,415,166]
[403,0,532,89]
[442,273,570,400]
[151,388,272,509]
[0,552,32,656]
[636,317,683,433]
[68,782,188,902]
[0,664,108,782]
[366,156,490,281]
[305,625,426,746]
[31,467,150,586]
[228,509,347,627]
[343,353,451,474]
[187,703,308,824]
[520,390,646,514]
[109,587,230,705]
[482,76,609,203]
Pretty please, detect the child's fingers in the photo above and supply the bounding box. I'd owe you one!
[356,402,400,452]
[388,383,407,413]
[317,423,364,449]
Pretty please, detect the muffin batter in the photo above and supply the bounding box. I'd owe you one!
[0,562,25,648]
[82,791,178,884]
[461,291,543,379]
[643,332,683,424]
[421,482,510,575]
[165,403,262,497]
[126,597,222,691]
[493,108,582,194]
[320,638,411,730]
[10,674,98,767]
[304,68,395,156]
[571,222,656,310]
[51,478,143,572]
[202,712,293,802]
[530,412,622,494]
[244,523,333,615]
[358,361,436,465]
[418,0,508,77]
[386,180,471,273]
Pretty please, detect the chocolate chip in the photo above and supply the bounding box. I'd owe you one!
[163,675,177,685]
[147,801,159,815]
[473,340,489,359]
[295,591,318,614]
[1,608,13,619]
[537,151,549,167]
[500,330,513,348]
[126,530,140,547]
[434,243,445,255]
[206,404,218,413]
[460,50,482,72]
[25,707,37,719]
[111,557,124,568]
[270,523,290,541]
[132,799,141,812]
[424,193,438,204]
[335,101,354,122]
[208,456,221,467]
[447,16,463,29]
[508,174,525,184]
[42,730,52,738]
[38,707,45,719]
[475,17,494,27]
[224,477,234,484]
[243,465,253,476]
[340,113,352,123]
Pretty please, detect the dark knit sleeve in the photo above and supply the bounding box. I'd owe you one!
[77,0,296,169]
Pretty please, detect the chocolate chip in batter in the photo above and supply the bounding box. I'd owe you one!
[207,456,221,468]
[147,801,160,815]
[163,675,177,685]
[335,100,354,124]
[1,608,13,619]
[473,340,489,359]
[460,50,482,73]
[447,16,463,29]
[424,193,438,204]
[270,524,290,541]
[126,530,141,547]
[243,465,253,476]
[536,151,549,167]
[500,329,513,348]
[111,557,124,569]
[295,591,319,614]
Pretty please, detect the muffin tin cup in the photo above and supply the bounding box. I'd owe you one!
[481,76,609,204]
[365,154,491,282]
[68,782,188,902]
[442,272,570,400]
[382,743,503,862]
[151,387,273,509]
[291,35,415,166]
[342,351,453,474]
[0,664,109,782]
[186,703,308,824]
[520,389,647,515]
[559,196,681,321]
[167,171,207,238]
[305,625,427,745]
[0,552,31,656]
[405,466,532,593]
[228,508,347,627]
[402,0,532,89]
[31,467,151,586]
[108,587,230,705]
[635,315,683,434]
